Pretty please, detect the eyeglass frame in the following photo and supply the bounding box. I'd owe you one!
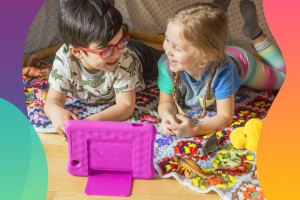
[77,32,130,59]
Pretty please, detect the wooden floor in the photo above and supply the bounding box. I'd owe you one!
[39,133,221,200]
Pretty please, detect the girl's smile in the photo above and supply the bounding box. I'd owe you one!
[163,22,199,74]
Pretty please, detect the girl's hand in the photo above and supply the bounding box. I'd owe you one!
[160,115,179,136]
[172,114,196,137]
[51,109,78,134]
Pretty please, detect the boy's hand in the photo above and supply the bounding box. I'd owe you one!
[51,109,78,134]
[160,115,179,136]
[171,114,195,137]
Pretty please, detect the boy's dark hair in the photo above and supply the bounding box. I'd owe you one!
[58,0,123,49]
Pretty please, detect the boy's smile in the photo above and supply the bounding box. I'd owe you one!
[105,59,119,68]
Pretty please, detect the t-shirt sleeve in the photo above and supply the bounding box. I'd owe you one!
[113,50,144,93]
[157,59,173,94]
[48,50,71,93]
[213,62,242,100]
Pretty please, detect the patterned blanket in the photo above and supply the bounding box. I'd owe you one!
[25,76,274,200]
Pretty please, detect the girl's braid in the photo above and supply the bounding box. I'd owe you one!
[199,62,219,119]
[173,71,185,115]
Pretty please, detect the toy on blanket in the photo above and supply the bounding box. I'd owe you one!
[174,155,224,185]
[22,55,52,78]
[212,150,255,176]
[23,76,29,86]
[202,132,218,154]
[230,118,263,151]
[22,65,51,78]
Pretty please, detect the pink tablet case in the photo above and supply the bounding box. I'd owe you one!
[65,120,156,196]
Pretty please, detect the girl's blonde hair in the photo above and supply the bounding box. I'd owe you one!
[171,2,228,119]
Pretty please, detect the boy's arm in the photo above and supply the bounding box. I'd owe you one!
[84,89,136,121]
[44,87,78,134]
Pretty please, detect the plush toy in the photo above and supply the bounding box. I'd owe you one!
[230,118,263,151]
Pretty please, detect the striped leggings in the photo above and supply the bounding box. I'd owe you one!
[226,37,286,90]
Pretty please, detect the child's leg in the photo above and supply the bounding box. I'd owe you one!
[226,45,285,90]
[229,0,286,90]
[253,33,286,74]
[239,0,286,73]
[239,0,262,40]
[213,0,231,12]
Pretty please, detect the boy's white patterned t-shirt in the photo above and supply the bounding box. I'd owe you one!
[48,45,145,104]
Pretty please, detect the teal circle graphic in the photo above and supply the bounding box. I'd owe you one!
[0,98,47,200]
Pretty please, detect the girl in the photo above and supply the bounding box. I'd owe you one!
[157,0,286,137]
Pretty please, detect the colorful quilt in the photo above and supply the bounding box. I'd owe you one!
[25,75,275,200]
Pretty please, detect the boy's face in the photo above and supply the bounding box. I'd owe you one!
[70,28,126,74]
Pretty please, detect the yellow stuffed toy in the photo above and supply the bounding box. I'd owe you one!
[230,118,263,151]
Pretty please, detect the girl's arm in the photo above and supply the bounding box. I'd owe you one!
[158,91,178,119]
[194,94,234,135]
[158,91,181,135]
[175,94,234,137]
[84,90,136,121]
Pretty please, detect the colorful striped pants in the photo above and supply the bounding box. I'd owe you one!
[226,37,286,90]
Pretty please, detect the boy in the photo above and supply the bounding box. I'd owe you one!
[44,0,161,134]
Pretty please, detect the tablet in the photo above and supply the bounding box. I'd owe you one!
[65,120,156,196]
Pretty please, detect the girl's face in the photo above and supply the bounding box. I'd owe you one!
[70,28,126,74]
[163,22,199,73]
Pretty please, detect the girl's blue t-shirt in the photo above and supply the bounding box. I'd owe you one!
[157,54,242,108]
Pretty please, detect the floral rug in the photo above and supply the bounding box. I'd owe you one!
[25,75,274,200]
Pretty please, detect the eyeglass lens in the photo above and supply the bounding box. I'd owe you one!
[101,37,129,58]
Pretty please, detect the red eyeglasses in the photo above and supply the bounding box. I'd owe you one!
[78,34,130,59]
